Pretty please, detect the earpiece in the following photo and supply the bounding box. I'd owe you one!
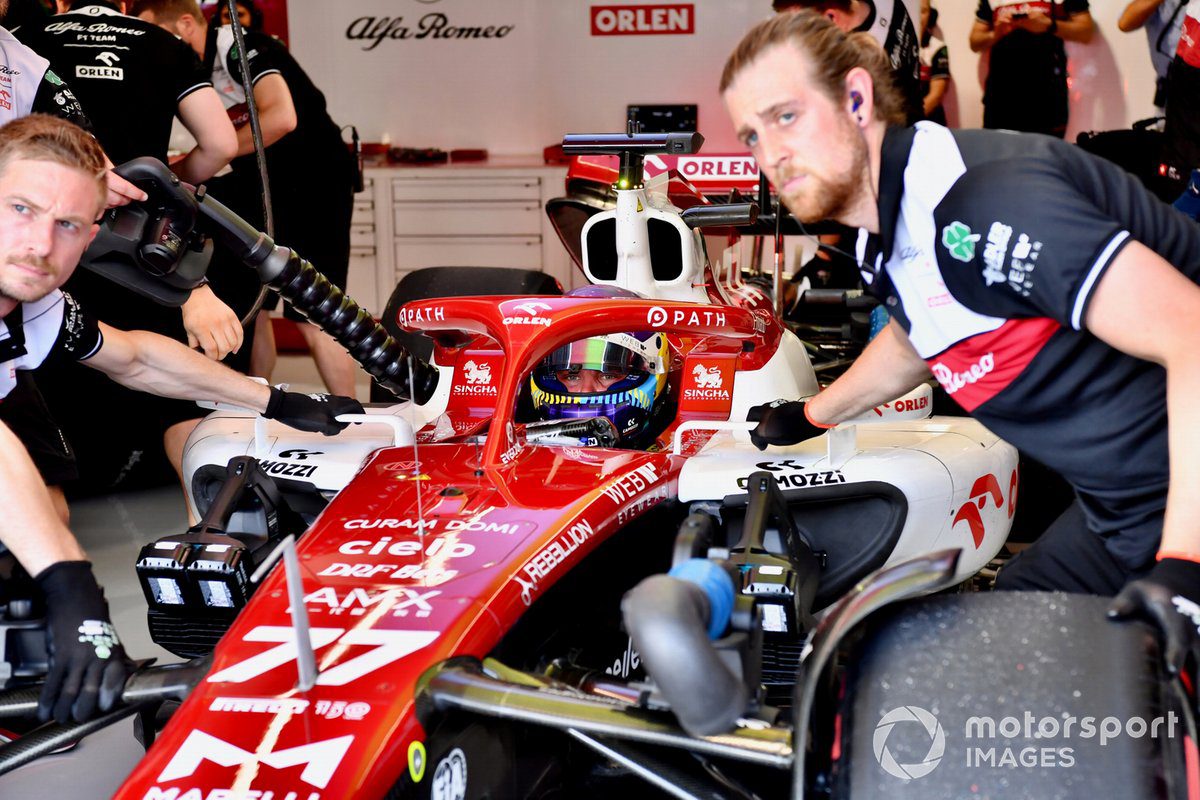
[851,91,863,112]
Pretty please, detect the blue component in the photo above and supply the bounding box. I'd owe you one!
[868,305,890,342]
[1173,168,1200,222]
[669,559,735,640]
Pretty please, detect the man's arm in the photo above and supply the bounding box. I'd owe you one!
[83,322,270,410]
[969,18,1009,52]
[1119,0,1167,32]
[805,318,933,424]
[0,420,85,576]
[173,87,238,184]
[237,73,296,157]
[924,77,948,116]
[1085,240,1200,557]
[79,321,363,434]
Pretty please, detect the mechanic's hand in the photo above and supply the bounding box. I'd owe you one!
[35,561,132,724]
[746,399,829,451]
[1109,557,1200,675]
[103,168,147,208]
[1019,10,1054,34]
[182,285,244,361]
[263,386,364,435]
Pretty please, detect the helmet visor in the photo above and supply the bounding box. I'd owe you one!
[542,334,664,376]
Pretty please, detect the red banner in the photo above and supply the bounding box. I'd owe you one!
[591,4,694,36]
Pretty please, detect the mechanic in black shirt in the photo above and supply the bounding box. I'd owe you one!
[723,11,1200,677]
[970,0,1095,137]
[136,0,359,398]
[774,0,923,124]
[14,0,242,494]
[0,115,358,722]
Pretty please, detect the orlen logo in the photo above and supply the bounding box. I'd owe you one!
[156,730,354,789]
[591,4,694,36]
[952,470,1017,548]
[676,156,758,182]
[872,395,929,416]
[930,353,995,395]
[502,301,552,327]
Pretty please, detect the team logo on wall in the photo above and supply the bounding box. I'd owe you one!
[346,1,516,51]
[591,4,695,36]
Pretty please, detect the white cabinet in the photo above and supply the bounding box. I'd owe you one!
[350,161,575,316]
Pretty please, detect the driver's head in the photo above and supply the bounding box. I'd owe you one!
[530,331,669,446]
[720,11,903,226]
[0,115,105,312]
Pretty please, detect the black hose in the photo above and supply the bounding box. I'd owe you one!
[622,574,746,737]
[0,701,149,777]
[265,249,439,402]
[193,191,440,402]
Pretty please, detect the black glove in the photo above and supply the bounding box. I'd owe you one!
[35,561,132,724]
[1109,557,1200,675]
[263,387,364,435]
[746,399,828,451]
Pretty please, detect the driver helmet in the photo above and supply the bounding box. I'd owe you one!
[529,287,669,445]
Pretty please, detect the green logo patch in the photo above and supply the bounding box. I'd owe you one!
[941,221,981,263]
[44,69,63,86]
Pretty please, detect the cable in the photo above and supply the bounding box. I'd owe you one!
[226,0,271,328]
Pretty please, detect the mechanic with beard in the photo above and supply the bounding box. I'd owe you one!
[14,0,243,494]
[773,0,923,124]
[134,0,359,399]
[722,11,1200,677]
[0,117,362,681]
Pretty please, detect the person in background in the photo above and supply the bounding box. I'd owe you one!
[970,0,1095,137]
[15,0,241,495]
[1119,0,1187,113]
[135,0,360,398]
[918,0,949,124]
[773,0,923,124]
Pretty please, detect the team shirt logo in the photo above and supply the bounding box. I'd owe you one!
[941,221,981,262]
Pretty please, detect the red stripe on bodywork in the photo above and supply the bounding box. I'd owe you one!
[927,317,1059,412]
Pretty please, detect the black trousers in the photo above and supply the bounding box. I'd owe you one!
[995,500,1151,596]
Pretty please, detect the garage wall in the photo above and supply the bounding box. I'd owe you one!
[285,0,1165,153]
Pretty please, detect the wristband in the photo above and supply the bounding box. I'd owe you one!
[804,402,834,430]
[1157,550,1200,564]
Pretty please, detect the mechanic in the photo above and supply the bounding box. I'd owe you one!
[528,298,670,450]
[970,0,1095,137]
[14,0,243,493]
[0,418,131,725]
[1119,0,1187,113]
[134,0,360,399]
[0,114,363,511]
[722,11,1200,674]
[773,0,923,124]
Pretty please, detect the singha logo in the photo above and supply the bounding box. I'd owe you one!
[463,360,492,385]
[692,364,723,389]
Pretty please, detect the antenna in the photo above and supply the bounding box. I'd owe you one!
[407,356,427,562]
[252,535,317,691]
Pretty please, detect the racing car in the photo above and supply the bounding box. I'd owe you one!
[0,134,1188,800]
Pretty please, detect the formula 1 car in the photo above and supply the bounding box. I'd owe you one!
[0,135,1189,800]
